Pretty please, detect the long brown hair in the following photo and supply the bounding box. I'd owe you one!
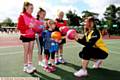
[84,17,97,32]
[36,8,46,20]
[23,2,33,13]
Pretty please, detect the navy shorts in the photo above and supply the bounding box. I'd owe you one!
[59,38,66,45]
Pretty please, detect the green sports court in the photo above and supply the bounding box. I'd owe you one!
[0,34,120,80]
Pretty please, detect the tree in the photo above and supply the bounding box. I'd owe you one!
[2,18,15,27]
[104,4,117,29]
[66,10,82,26]
[103,4,120,35]
[82,10,100,27]
[82,10,99,20]
[116,7,120,29]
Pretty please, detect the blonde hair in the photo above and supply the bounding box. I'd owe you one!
[57,9,64,17]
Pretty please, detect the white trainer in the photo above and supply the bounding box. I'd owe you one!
[23,66,28,72]
[59,57,66,64]
[74,69,88,77]
[26,64,36,74]
[93,60,102,69]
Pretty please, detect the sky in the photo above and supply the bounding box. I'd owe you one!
[0,0,120,22]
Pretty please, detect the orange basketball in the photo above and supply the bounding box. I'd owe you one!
[51,31,61,40]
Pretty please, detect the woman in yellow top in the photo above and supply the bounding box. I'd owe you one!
[74,17,108,77]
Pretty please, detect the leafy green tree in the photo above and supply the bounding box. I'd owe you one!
[82,10,100,27]
[104,4,117,29]
[116,7,120,29]
[82,10,99,20]
[103,4,120,35]
[66,10,82,26]
[2,18,15,27]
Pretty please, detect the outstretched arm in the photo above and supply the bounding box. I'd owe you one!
[75,34,87,46]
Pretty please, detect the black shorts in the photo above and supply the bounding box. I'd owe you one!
[20,36,35,43]
[44,49,55,59]
[79,47,108,60]
[59,38,66,45]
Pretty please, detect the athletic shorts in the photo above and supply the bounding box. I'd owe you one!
[20,36,35,43]
[79,47,108,60]
[59,38,66,45]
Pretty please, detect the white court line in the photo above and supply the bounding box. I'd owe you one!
[0,51,23,56]
[0,46,21,49]
[0,50,36,56]
[0,44,120,56]
[108,46,120,50]
[106,42,120,45]
[0,40,119,49]
[109,50,120,55]
[0,45,80,56]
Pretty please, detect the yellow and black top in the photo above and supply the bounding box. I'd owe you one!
[77,29,108,53]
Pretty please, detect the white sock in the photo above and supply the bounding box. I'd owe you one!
[39,61,42,63]
[59,54,63,59]
[28,63,32,67]
[55,54,59,58]
[82,68,87,71]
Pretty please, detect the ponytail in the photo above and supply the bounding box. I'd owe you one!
[23,2,33,13]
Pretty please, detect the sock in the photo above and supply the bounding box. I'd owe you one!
[44,64,48,68]
[51,62,56,66]
[44,58,48,68]
[56,54,58,57]
[39,61,42,63]
[55,54,59,60]
[42,59,45,62]
[28,63,32,67]
[28,61,32,64]
[82,68,87,71]
[59,54,63,59]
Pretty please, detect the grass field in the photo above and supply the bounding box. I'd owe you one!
[0,36,120,80]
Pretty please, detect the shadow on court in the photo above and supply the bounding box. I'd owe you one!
[64,62,120,80]
[29,71,56,80]
[29,63,120,80]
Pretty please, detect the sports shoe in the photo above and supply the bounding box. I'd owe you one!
[38,61,45,67]
[49,65,56,72]
[55,58,59,65]
[59,57,66,64]
[74,69,88,77]
[48,61,51,65]
[93,60,102,69]
[43,66,52,73]
[26,64,36,74]
[23,66,28,72]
